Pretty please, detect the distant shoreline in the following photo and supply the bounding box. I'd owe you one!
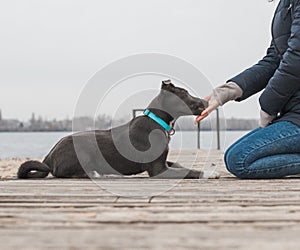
[0,116,259,132]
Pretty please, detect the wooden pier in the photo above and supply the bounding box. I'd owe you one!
[1,150,300,249]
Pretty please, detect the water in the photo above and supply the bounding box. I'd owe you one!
[0,131,250,159]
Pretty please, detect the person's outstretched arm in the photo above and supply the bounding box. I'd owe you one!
[196,40,281,123]
[198,1,300,125]
[196,36,290,124]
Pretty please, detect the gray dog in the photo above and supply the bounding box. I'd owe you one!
[18,80,220,179]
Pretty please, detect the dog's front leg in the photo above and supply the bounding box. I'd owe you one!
[167,161,220,179]
[147,162,203,179]
[167,161,185,169]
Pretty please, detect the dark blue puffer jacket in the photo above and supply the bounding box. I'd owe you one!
[229,0,300,127]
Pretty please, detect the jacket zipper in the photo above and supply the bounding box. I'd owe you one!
[271,2,293,59]
[271,12,282,59]
[284,3,293,19]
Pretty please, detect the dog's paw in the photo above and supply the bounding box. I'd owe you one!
[202,170,220,179]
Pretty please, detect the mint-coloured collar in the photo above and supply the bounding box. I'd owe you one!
[143,109,175,135]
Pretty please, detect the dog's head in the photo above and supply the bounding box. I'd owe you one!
[154,80,208,118]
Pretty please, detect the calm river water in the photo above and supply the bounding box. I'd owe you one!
[0,131,250,158]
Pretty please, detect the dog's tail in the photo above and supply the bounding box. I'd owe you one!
[17,160,50,179]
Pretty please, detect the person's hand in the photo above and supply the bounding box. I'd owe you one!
[195,82,243,124]
[259,109,276,128]
[195,94,220,123]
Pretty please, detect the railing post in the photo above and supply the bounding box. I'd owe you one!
[216,108,220,150]
[133,108,221,150]
[197,122,200,149]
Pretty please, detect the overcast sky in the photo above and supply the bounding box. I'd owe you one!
[0,0,278,121]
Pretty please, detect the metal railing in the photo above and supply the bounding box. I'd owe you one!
[132,109,145,119]
[133,109,221,150]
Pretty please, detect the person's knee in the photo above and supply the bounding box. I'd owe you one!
[224,145,248,179]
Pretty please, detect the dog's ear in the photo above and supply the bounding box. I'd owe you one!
[161,80,175,90]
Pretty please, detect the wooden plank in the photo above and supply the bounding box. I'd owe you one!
[1,150,300,249]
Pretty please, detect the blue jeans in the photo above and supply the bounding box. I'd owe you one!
[225,121,300,179]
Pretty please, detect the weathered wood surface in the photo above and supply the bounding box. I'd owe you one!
[0,150,300,250]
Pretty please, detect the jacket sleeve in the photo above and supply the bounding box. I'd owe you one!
[259,1,300,115]
[228,42,281,101]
